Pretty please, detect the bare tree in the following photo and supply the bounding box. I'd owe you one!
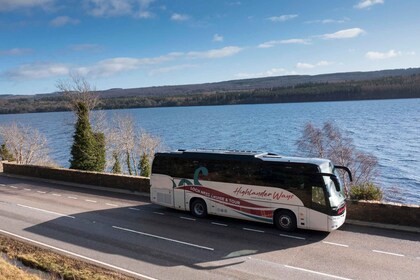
[296,122,378,195]
[0,122,54,166]
[56,73,99,112]
[106,114,162,176]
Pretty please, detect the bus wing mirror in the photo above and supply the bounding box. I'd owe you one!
[334,165,353,182]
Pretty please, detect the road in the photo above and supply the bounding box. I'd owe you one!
[0,175,419,280]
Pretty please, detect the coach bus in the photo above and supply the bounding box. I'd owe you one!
[150,149,352,232]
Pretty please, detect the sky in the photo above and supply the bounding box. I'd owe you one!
[1,0,419,95]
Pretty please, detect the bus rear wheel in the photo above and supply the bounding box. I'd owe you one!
[274,210,297,232]
[190,199,207,218]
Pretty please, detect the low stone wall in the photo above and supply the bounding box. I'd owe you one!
[2,162,149,193]
[346,200,420,228]
[2,162,419,228]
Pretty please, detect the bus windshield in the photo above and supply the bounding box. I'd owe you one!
[321,162,345,208]
[326,176,345,208]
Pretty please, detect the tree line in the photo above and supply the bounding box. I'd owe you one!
[1,74,420,114]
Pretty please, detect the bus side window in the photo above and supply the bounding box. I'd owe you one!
[312,186,326,206]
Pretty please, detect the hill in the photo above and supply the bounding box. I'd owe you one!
[1,67,420,114]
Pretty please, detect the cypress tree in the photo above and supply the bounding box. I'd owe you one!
[93,132,106,172]
[111,152,122,174]
[0,143,15,161]
[69,102,97,171]
[139,153,151,177]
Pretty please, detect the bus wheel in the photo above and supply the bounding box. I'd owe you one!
[191,199,207,218]
[274,210,297,232]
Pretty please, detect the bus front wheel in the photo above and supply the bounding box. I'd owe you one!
[190,199,207,218]
[274,210,297,232]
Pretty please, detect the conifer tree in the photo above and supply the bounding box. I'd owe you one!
[0,143,15,161]
[93,132,106,172]
[69,102,97,170]
[111,152,122,174]
[138,153,151,177]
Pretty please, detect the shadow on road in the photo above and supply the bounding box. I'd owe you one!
[339,223,420,242]
[24,204,329,270]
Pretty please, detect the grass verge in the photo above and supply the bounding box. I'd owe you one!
[0,257,41,280]
[0,234,138,280]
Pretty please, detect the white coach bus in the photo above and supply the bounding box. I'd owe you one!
[150,149,352,232]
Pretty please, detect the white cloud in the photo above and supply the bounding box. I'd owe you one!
[296,61,334,69]
[0,48,33,56]
[5,62,69,80]
[77,54,177,77]
[320,28,366,39]
[149,64,197,76]
[0,0,55,11]
[213,34,224,42]
[355,0,384,9]
[84,0,155,18]
[50,16,80,27]
[267,14,298,22]
[258,38,310,48]
[306,18,348,24]
[186,46,242,59]
[365,49,401,60]
[235,68,295,79]
[171,13,189,21]
[2,46,243,80]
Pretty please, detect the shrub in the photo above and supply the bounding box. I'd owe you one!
[350,183,383,201]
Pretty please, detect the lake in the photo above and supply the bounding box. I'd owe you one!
[0,98,419,204]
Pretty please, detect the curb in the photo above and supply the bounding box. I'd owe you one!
[0,173,150,198]
[345,219,420,233]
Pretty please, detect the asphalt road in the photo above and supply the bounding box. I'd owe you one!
[0,175,419,280]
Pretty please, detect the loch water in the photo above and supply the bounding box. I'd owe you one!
[1,98,419,204]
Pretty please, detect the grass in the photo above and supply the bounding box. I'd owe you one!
[0,257,41,280]
[0,234,138,280]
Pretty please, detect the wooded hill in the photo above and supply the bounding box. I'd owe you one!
[1,68,420,114]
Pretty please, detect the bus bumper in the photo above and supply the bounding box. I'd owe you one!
[329,211,346,231]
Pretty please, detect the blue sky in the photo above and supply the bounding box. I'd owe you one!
[1,0,419,95]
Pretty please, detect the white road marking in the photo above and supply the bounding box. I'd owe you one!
[180,216,196,221]
[37,191,47,194]
[153,212,165,215]
[52,193,61,197]
[211,222,228,227]
[0,229,158,280]
[106,203,119,207]
[68,196,78,200]
[85,199,97,203]
[129,207,140,211]
[322,241,349,248]
[279,234,306,240]
[372,250,404,257]
[10,186,18,189]
[285,265,352,280]
[243,227,265,233]
[17,204,75,219]
[23,188,31,191]
[113,225,214,251]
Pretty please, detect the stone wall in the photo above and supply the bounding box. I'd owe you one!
[2,162,420,228]
[346,200,420,227]
[2,162,149,193]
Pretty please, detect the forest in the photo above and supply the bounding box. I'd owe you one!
[1,73,420,114]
